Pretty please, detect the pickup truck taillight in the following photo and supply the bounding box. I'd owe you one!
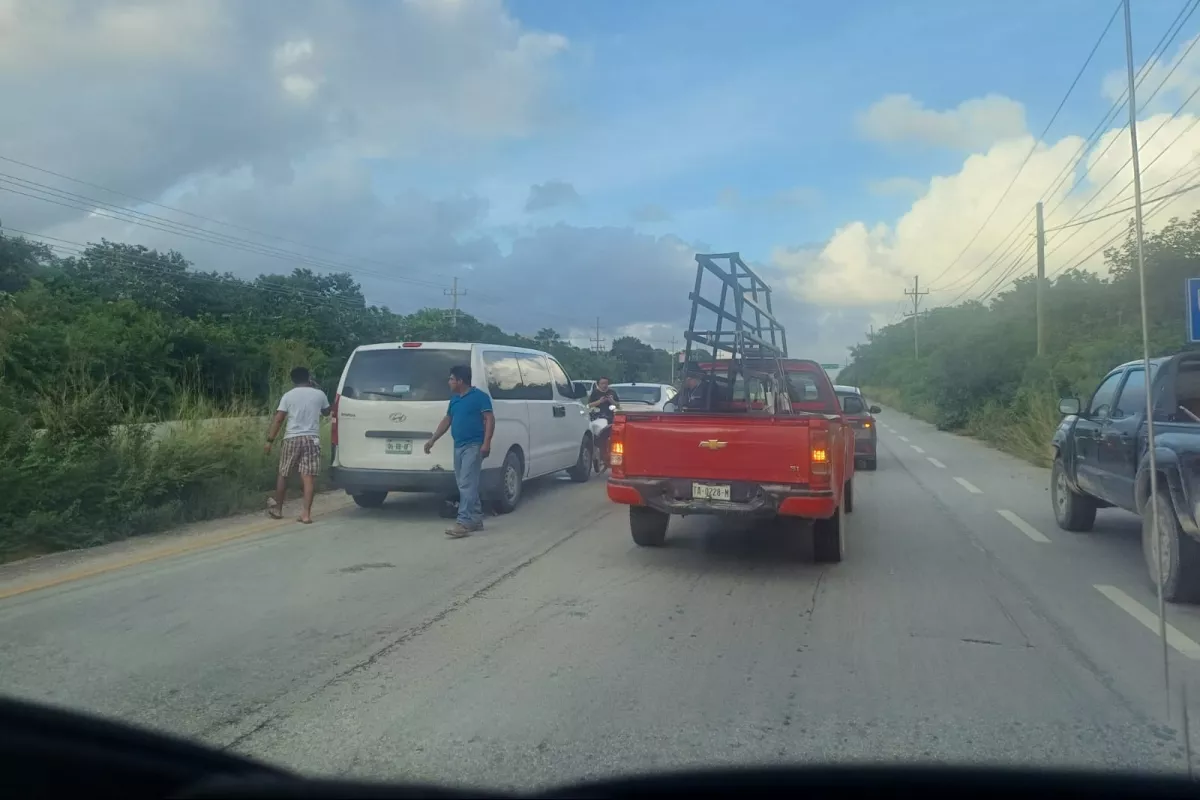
[610,421,626,478]
[810,426,831,480]
[331,393,340,446]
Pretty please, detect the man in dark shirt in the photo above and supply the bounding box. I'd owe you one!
[587,376,621,422]
[681,372,715,409]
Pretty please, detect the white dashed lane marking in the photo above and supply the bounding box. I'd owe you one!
[910,445,925,454]
[953,477,983,494]
[997,509,1051,543]
[1095,585,1200,660]
[898,435,909,442]
[927,457,946,468]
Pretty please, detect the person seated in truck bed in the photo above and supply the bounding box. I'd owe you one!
[681,371,717,409]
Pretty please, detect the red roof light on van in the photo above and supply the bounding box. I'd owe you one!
[401,342,423,348]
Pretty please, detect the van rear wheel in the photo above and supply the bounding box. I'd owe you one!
[490,449,524,514]
[352,492,387,509]
[567,435,593,482]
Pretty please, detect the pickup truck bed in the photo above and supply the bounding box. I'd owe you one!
[606,409,854,561]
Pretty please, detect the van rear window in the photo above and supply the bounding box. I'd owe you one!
[341,349,466,402]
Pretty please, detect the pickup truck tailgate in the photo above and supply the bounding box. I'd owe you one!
[621,413,816,485]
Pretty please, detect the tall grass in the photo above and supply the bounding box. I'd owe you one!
[0,377,331,564]
[864,383,1060,468]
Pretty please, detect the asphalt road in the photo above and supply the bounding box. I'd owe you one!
[3,409,1200,789]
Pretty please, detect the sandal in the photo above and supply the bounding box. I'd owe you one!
[267,498,283,520]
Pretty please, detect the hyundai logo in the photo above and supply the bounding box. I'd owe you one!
[389,412,407,423]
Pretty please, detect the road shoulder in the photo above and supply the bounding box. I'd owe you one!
[0,490,357,600]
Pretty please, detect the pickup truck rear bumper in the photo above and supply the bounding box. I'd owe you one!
[607,477,837,520]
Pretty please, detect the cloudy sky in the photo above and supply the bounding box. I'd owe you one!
[2,0,1199,364]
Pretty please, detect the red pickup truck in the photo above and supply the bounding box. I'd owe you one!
[605,358,854,561]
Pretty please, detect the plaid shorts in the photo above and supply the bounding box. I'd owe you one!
[279,436,321,477]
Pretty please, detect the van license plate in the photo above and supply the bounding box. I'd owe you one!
[693,482,731,501]
[386,439,413,455]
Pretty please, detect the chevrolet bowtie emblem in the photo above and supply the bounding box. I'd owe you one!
[698,440,727,450]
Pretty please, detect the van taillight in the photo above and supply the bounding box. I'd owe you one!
[811,425,830,480]
[331,393,340,446]
[610,422,626,478]
[401,342,423,348]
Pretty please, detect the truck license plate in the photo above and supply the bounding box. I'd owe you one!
[386,439,413,455]
[693,482,731,501]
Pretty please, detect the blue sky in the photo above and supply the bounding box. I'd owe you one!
[465,0,1179,265]
[7,0,1198,361]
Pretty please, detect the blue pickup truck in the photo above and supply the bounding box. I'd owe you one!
[1052,353,1200,602]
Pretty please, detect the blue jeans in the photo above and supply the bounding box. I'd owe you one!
[453,442,484,527]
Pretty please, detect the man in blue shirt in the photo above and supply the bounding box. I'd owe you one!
[424,365,495,538]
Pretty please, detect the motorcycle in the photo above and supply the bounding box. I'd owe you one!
[588,404,618,474]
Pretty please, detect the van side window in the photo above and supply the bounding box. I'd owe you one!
[483,351,523,400]
[546,358,574,398]
[515,353,554,401]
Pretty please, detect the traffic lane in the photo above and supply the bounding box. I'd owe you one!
[872,411,1200,719]
[232,443,1181,789]
[0,473,616,745]
[873,408,1200,649]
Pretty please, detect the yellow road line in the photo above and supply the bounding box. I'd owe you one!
[0,509,337,601]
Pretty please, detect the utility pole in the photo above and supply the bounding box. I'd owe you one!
[1036,201,1046,356]
[591,317,606,353]
[669,337,677,383]
[1123,0,1169,715]
[903,275,929,359]
[444,277,466,328]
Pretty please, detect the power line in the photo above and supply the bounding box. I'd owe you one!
[926,1,1122,291]
[1041,0,1200,222]
[938,1,1197,298]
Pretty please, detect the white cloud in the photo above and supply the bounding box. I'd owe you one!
[775,99,1200,318]
[857,93,1027,150]
[868,177,925,197]
[0,0,569,234]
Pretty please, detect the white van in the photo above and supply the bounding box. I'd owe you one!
[330,342,595,512]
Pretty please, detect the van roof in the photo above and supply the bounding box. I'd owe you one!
[351,342,555,357]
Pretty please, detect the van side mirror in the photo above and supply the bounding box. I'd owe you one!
[869,405,881,414]
[1059,397,1081,416]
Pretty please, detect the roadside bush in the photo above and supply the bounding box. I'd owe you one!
[844,211,1200,467]
[0,382,331,563]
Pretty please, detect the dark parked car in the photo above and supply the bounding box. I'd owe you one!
[1051,353,1200,602]
[835,384,881,471]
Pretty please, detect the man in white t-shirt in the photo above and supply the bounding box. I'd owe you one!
[264,366,330,524]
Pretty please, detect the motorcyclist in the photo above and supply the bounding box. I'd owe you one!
[587,377,620,467]
[587,377,621,422]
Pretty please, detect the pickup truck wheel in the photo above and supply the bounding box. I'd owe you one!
[863,458,878,472]
[1144,488,1200,603]
[630,507,668,547]
[489,449,524,515]
[1051,457,1097,532]
[567,435,593,482]
[813,507,844,563]
[352,491,387,509]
